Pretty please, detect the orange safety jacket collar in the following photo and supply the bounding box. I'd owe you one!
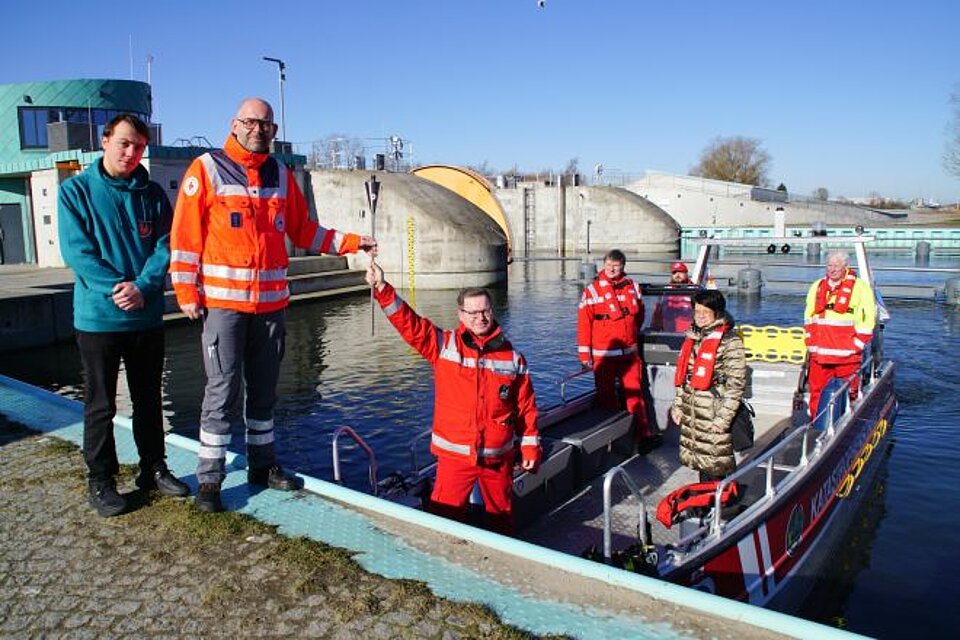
[814,268,858,315]
[674,323,730,390]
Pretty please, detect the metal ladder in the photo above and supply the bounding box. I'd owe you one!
[331,426,379,495]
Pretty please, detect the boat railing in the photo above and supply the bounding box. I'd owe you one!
[703,363,873,538]
[407,428,434,474]
[602,465,650,562]
[559,367,592,404]
[332,425,380,495]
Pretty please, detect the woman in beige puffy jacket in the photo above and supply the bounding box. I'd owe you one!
[670,289,746,481]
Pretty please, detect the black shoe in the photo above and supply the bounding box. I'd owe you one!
[195,483,224,513]
[136,464,191,497]
[637,434,664,455]
[247,465,298,491]
[88,480,127,518]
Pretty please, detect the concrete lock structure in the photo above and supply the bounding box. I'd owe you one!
[309,169,508,289]
[626,171,907,229]
[494,179,681,259]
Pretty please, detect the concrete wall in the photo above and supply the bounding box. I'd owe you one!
[142,157,189,211]
[309,170,508,289]
[626,172,901,228]
[496,182,681,258]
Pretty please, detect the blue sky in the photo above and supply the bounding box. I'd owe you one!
[3,0,958,202]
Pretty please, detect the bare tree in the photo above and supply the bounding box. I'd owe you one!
[813,187,830,201]
[690,136,771,186]
[467,160,496,178]
[309,133,366,170]
[945,86,960,179]
[562,157,579,175]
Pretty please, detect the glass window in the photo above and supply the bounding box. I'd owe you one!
[18,106,150,149]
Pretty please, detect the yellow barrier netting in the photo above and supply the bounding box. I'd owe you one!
[739,325,807,364]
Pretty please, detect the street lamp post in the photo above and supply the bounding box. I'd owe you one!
[262,56,287,142]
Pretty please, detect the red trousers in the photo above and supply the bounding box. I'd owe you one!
[594,354,653,438]
[430,456,514,534]
[808,359,861,420]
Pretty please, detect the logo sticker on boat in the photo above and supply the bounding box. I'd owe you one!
[786,503,804,556]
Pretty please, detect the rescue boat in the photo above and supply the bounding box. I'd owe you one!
[336,236,897,613]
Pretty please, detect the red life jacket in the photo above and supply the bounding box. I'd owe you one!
[656,480,739,527]
[576,272,644,362]
[813,268,857,315]
[674,324,730,390]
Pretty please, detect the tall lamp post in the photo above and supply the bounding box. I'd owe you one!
[262,56,287,142]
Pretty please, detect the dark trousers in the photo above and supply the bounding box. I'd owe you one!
[76,328,166,484]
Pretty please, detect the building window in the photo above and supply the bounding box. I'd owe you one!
[18,106,149,150]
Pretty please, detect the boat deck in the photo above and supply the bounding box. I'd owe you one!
[519,410,792,554]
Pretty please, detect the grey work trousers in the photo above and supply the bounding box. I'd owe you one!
[197,307,285,485]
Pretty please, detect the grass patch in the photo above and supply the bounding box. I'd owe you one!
[200,578,242,607]
[38,437,79,457]
[269,535,360,595]
[125,497,277,546]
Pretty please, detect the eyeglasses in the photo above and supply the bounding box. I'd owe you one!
[235,117,277,132]
[460,307,493,318]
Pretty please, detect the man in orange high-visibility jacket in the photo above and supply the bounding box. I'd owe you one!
[804,250,876,420]
[170,97,376,513]
[578,249,659,451]
[366,262,540,534]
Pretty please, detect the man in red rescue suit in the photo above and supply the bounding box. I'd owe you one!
[365,261,540,534]
[804,250,876,420]
[578,249,659,449]
[170,98,376,513]
[651,261,694,332]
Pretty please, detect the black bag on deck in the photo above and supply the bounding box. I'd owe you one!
[731,400,755,452]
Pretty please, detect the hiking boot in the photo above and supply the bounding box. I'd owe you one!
[247,465,298,491]
[88,480,127,518]
[136,463,191,497]
[195,483,224,513]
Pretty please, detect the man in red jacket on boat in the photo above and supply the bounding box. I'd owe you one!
[578,249,659,451]
[366,262,540,534]
[651,261,694,333]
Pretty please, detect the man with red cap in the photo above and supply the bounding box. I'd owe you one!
[652,261,694,332]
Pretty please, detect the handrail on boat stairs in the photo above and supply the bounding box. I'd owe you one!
[331,425,380,495]
[559,367,593,404]
[601,466,656,571]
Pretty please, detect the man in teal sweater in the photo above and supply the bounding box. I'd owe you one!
[59,114,189,517]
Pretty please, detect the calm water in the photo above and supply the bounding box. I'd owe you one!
[2,255,959,638]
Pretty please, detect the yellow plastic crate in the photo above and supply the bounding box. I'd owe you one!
[739,325,807,364]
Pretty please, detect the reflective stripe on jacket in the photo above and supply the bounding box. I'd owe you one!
[804,272,876,365]
[577,273,644,363]
[375,282,540,466]
[170,134,360,313]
